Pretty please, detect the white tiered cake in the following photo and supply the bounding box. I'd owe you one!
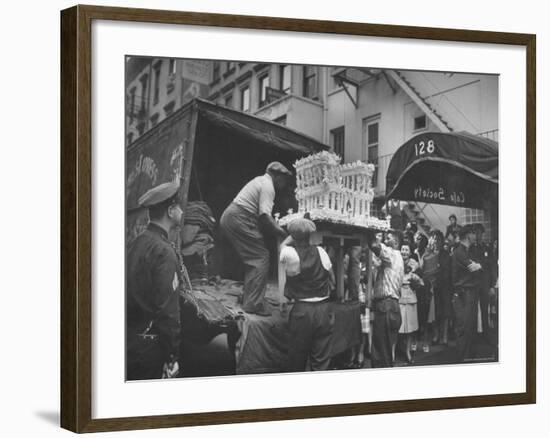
[279,151,390,230]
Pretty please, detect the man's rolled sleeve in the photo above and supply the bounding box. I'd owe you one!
[258,183,275,216]
[280,245,300,276]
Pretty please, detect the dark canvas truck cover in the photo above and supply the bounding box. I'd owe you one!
[126,98,329,275]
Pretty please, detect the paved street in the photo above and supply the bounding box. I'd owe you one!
[181,327,498,377]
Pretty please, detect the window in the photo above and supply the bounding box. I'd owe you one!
[363,116,380,186]
[128,87,136,124]
[414,114,427,131]
[258,74,270,107]
[274,115,287,125]
[331,126,345,162]
[303,65,318,99]
[371,201,384,219]
[461,208,492,242]
[168,59,176,75]
[329,66,342,91]
[150,113,160,127]
[153,64,161,104]
[139,74,148,110]
[164,100,175,118]
[225,61,236,73]
[212,62,221,82]
[224,93,233,108]
[137,122,145,136]
[241,86,250,112]
[280,65,291,93]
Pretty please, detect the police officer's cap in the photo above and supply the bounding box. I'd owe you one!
[288,217,316,240]
[266,161,292,176]
[458,224,475,239]
[138,181,180,208]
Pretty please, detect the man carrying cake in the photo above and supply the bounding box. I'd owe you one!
[279,217,335,371]
[220,162,291,316]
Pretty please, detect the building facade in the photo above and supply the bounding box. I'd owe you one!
[125,58,498,241]
[125,57,212,147]
[208,62,498,240]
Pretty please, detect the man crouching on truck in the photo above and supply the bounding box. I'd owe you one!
[220,162,290,316]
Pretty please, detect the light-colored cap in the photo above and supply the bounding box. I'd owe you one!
[138,181,180,208]
[266,161,292,176]
[288,217,316,240]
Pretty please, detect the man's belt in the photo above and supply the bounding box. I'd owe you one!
[373,296,398,302]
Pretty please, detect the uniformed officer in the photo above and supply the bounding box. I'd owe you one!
[126,181,184,380]
[469,223,492,336]
[451,225,482,362]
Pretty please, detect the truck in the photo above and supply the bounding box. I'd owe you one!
[126,97,328,277]
[126,98,330,375]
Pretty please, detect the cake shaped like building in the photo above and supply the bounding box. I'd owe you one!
[279,151,389,230]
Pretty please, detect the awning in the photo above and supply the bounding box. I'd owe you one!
[385,131,498,209]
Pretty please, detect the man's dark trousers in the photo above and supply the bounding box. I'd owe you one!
[287,301,334,371]
[371,297,402,368]
[452,287,479,362]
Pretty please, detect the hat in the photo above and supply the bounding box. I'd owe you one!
[138,181,180,208]
[266,161,292,176]
[458,224,475,239]
[287,217,316,240]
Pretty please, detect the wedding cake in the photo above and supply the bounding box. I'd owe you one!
[279,151,389,230]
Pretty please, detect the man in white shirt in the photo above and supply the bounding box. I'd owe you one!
[220,162,290,316]
[368,230,404,367]
[280,217,335,371]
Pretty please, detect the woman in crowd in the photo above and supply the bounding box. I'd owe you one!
[398,242,423,364]
[403,222,418,253]
[432,230,452,346]
[420,234,439,351]
[412,233,430,352]
[413,231,428,263]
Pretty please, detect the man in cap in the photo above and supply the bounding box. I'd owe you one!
[451,224,483,362]
[220,162,290,316]
[279,217,335,371]
[445,214,461,242]
[126,181,184,380]
[367,230,404,368]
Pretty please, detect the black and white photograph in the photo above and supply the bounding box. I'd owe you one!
[125,58,499,380]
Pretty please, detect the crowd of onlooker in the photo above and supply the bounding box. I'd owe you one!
[342,214,499,368]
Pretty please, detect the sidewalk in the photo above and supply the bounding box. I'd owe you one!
[360,331,498,369]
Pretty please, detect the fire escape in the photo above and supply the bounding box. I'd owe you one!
[332,67,455,236]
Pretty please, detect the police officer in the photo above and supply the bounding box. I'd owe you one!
[469,223,492,336]
[451,225,482,362]
[126,181,184,380]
